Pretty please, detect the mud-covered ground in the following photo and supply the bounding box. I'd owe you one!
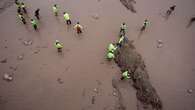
[0,0,195,110]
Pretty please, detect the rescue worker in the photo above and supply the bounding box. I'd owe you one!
[108,43,117,53]
[74,22,83,34]
[63,12,72,25]
[55,40,63,52]
[52,4,58,16]
[21,2,27,14]
[30,19,38,30]
[107,52,115,60]
[35,8,40,20]
[120,70,130,80]
[141,19,149,31]
[120,22,127,36]
[18,13,26,24]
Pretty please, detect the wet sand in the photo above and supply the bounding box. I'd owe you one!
[0,0,195,110]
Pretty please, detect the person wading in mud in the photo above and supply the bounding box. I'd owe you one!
[141,19,149,31]
[34,8,40,20]
[63,12,72,25]
[120,22,127,36]
[55,40,63,53]
[18,13,26,24]
[120,70,130,80]
[30,19,38,30]
[166,5,176,17]
[21,2,27,14]
[52,4,59,16]
[74,22,83,34]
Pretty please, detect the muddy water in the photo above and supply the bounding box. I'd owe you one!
[0,0,195,110]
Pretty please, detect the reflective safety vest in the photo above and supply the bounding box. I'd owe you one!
[143,21,149,27]
[122,71,130,79]
[118,36,124,44]
[31,20,37,26]
[107,52,115,59]
[55,43,63,49]
[64,13,70,20]
[120,24,127,30]
[21,4,26,8]
[52,6,58,13]
[108,43,117,53]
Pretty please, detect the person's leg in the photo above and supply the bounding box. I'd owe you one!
[58,48,62,52]
[33,25,37,30]
[69,20,72,24]
[120,76,124,80]
[22,18,26,24]
[23,8,27,14]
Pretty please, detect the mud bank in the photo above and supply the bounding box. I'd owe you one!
[114,40,162,110]
[120,0,136,13]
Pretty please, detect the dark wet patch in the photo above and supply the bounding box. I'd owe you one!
[0,58,7,63]
[120,0,137,13]
[114,39,162,110]
[57,78,64,84]
[91,96,96,104]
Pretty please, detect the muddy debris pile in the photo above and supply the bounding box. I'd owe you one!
[120,0,137,13]
[114,40,162,110]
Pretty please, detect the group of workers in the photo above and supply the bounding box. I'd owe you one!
[15,0,84,53]
[106,20,149,80]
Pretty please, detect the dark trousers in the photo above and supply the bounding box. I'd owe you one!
[66,20,71,25]
[22,18,26,24]
[57,48,62,52]
[33,25,37,30]
[120,76,125,80]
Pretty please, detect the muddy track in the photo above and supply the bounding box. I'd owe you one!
[120,0,137,13]
[114,40,162,110]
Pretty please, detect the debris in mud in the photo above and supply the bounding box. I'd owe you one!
[9,66,17,71]
[23,40,33,46]
[3,73,13,81]
[114,39,162,110]
[113,92,118,97]
[17,55,24,60]
[157,40,163,48]
[91,96,96,104]
[187,89,193,94]
[91,13,99,20]
[0,58,7,63]
[120,0,137,13]
[33,49,40,54]
[57,78,64,84]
